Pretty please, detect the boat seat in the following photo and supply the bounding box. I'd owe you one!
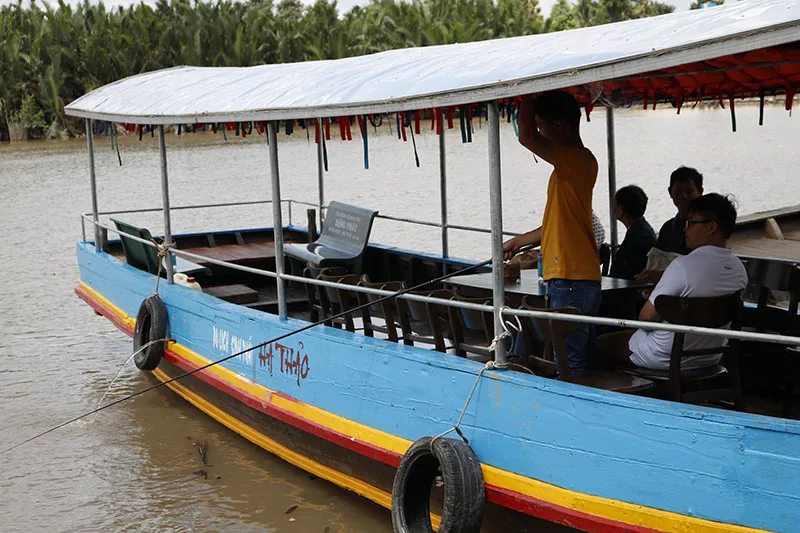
[621,292,745,408]
[112,218,210,278]
[522,302,653,394]
[357,277,406,342]
[284,201,378,275]
[738,258,800,417]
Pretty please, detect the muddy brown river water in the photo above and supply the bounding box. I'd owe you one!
[1,105,798,532]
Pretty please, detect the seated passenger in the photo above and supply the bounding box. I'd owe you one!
[598,193,747,371]
[610,185,656,280]
[635,166,704,284]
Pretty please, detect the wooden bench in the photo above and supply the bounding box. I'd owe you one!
[204,284,259,304]
[284,201,378,274]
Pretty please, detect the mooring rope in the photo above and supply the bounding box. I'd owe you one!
[431,358,534,447]
[152,239,175,295]
[1,246,533,455]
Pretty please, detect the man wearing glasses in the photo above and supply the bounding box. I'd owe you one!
[598,193,747,371]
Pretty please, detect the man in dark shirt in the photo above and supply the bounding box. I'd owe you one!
[635,166,703,284]
[610,185,656,280]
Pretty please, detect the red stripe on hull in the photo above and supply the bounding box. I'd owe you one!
[486,484,661,533]
[163,350,404,467]
[75,286,134,336]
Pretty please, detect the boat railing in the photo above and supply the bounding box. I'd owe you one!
[80,199,518,242]
[82,213,800,350]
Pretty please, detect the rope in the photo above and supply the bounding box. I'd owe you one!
[4,337,173,454]
[1,245,534,456]
[152,239,175,295]
[488,305,522,352]
[431,359,535,446]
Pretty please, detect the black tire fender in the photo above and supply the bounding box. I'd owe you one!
[133,295,168,371]
[391,436,485,533]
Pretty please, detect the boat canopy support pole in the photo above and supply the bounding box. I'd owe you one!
[158,125,174,283]
[269,121,288,320]
[488,101,506,365]
[86,118,101,250]
[439,108,449,259]
[317,118,325,231]
[606,106,618,249]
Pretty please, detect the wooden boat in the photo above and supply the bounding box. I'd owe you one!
[67,2,800,532]
[732,205,800,262]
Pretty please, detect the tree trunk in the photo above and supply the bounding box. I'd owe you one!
[8,122,28,142]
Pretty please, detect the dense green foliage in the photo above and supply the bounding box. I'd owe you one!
[0,0,678,135]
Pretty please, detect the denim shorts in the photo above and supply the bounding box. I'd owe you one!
[547,279,602,374]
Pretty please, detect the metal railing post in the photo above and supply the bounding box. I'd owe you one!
[86,118,101,249]
[269,121,287,319]
[439,108,449,259]
[158,125,175,283]
[606,106,618,248]
[488,102,506,365]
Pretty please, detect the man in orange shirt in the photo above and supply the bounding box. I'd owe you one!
[504,91,601,374]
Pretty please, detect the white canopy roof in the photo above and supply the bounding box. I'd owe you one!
[65,0,800,124]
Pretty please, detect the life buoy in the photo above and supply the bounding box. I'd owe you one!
[133,295,168,371]
[391,437,484,533]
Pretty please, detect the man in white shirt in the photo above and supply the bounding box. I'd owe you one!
[598,193,747,370]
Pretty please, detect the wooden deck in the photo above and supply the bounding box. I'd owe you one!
[731,207,800,262]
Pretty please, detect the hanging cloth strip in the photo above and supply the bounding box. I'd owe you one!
[466,106,473,143]
[345,117,352,141]
[446,107,454,129]
[409,117,420,168]
[358,115,369,170]
[322,121,329,172]
[399,113,407,142]
[512,106,519,137]
[459,107,467,144]
[414,111,421,135]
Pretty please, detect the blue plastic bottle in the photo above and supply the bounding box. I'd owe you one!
[537,252,543,281]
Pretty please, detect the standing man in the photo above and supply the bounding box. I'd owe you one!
[635,166,704,284]
[503,91,600,374]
